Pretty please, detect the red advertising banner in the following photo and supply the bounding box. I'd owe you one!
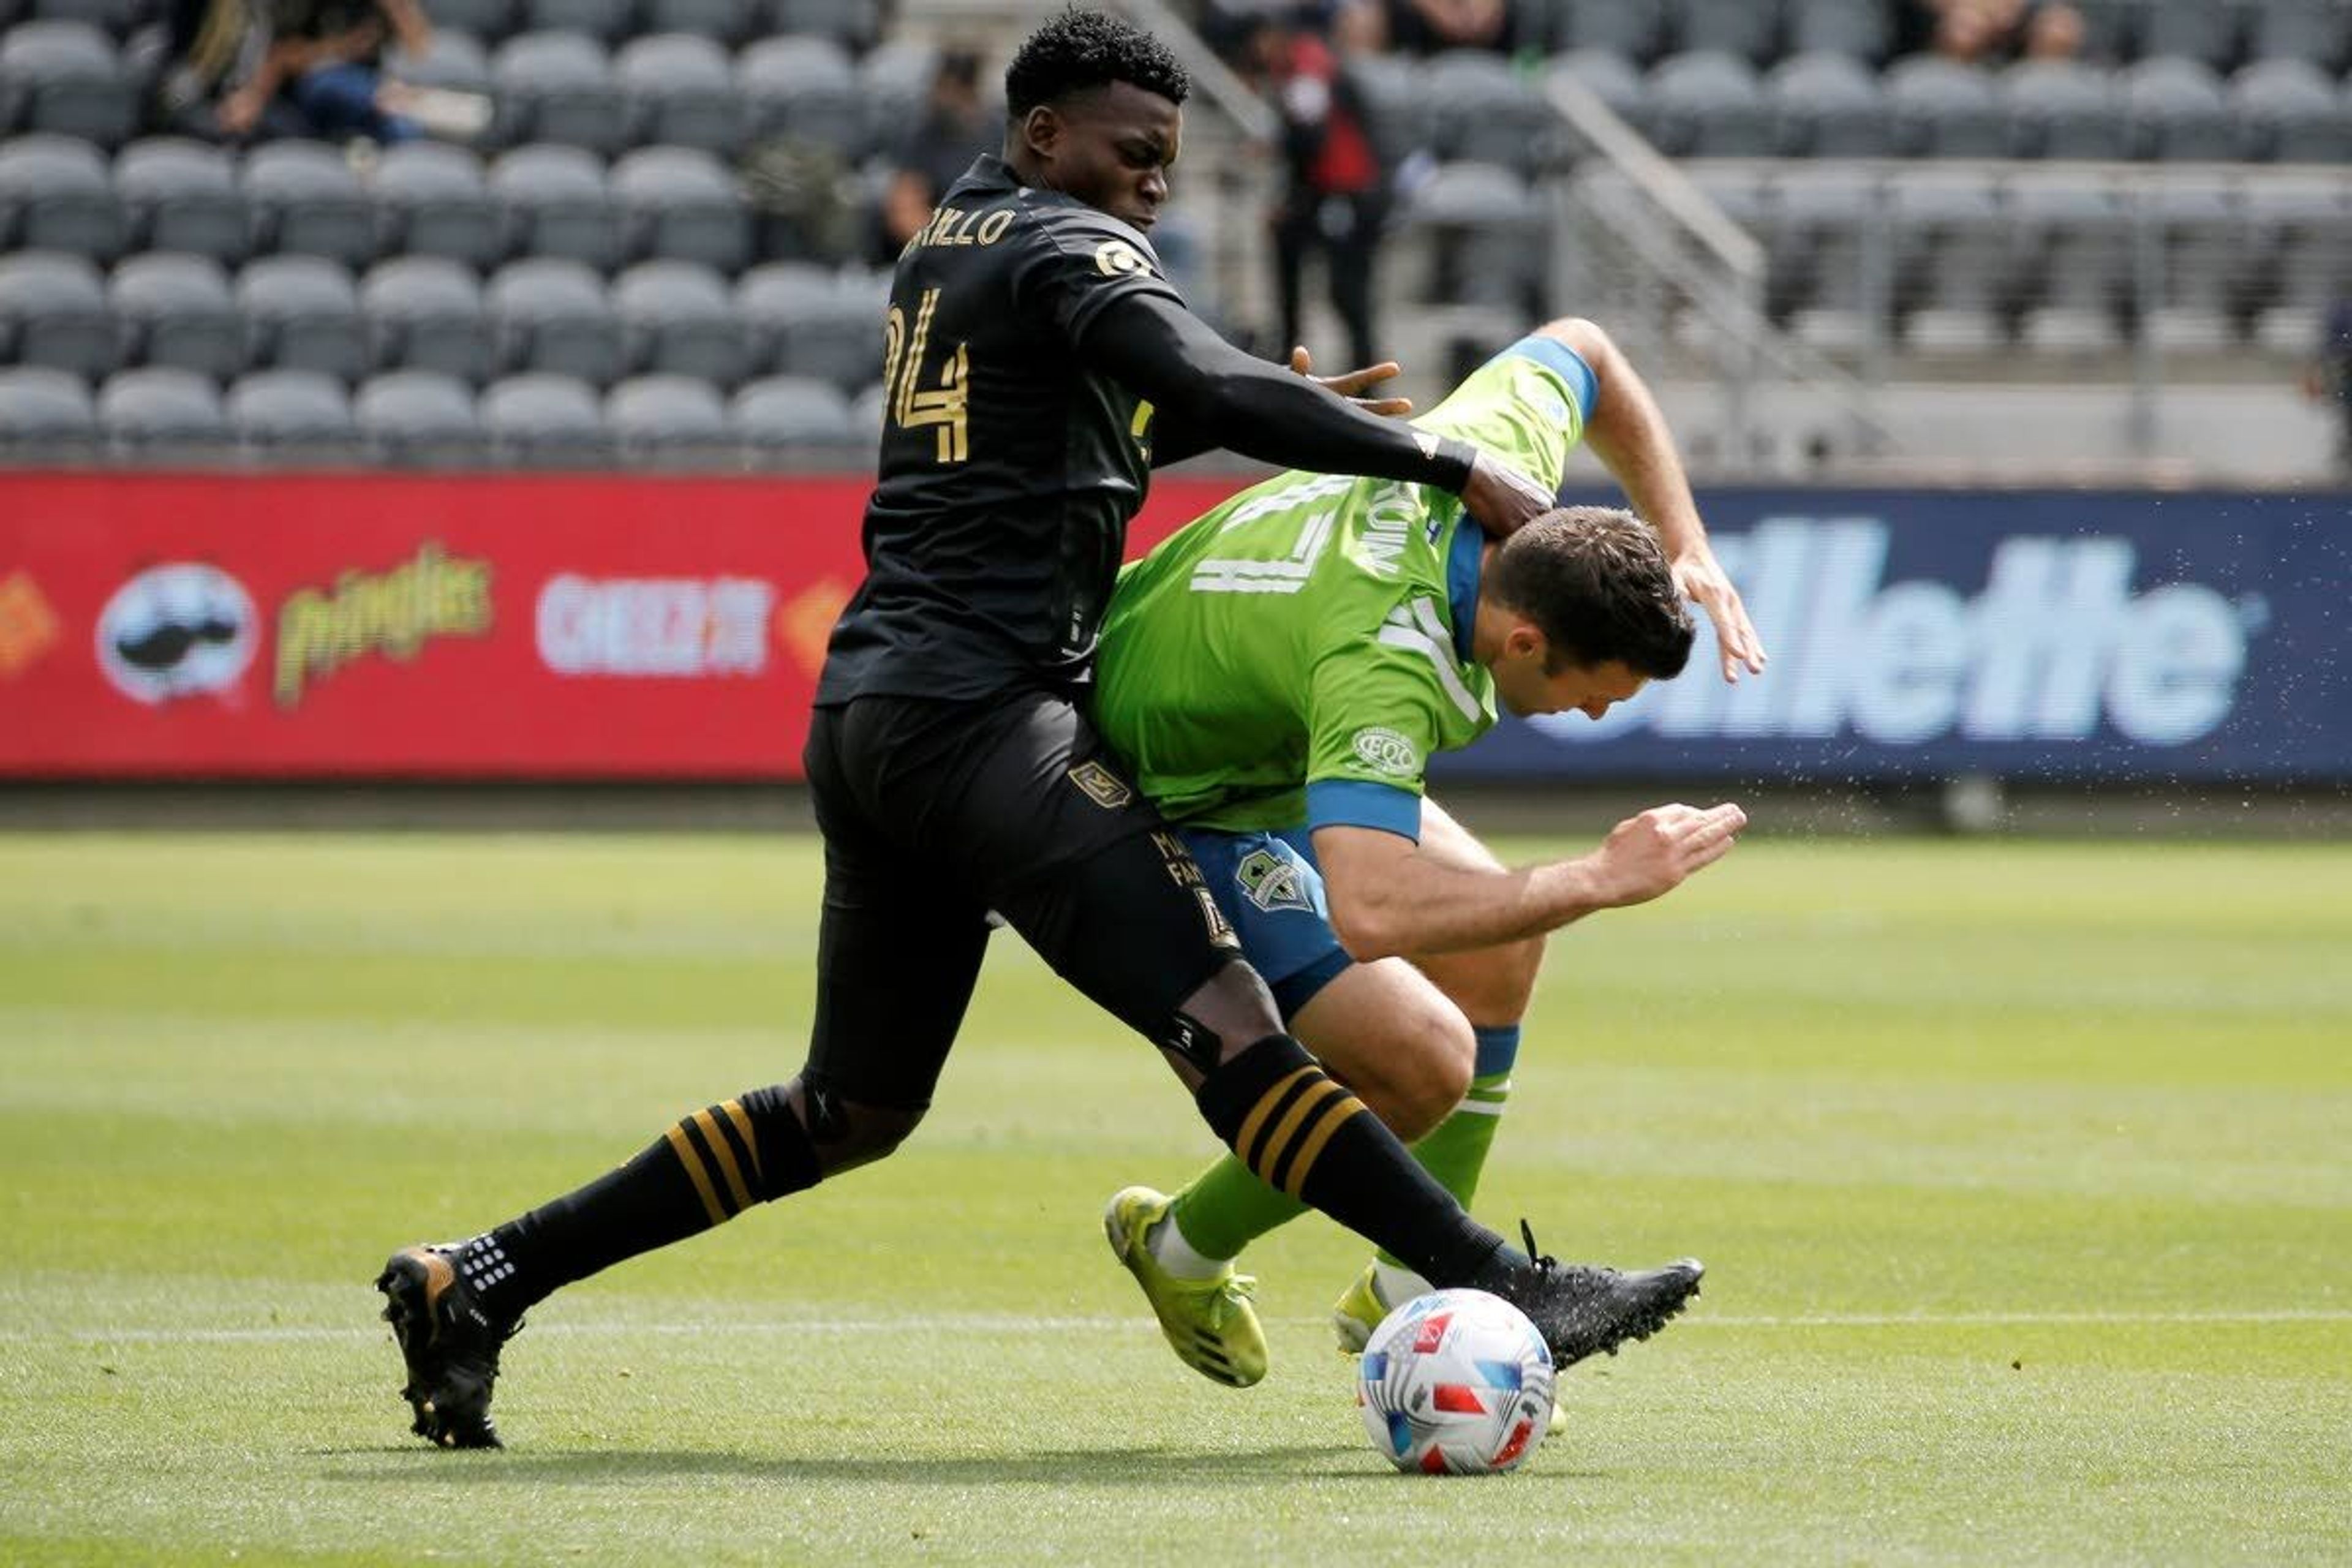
[0,471,1251,779]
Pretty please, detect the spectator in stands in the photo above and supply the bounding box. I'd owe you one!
[1903,0,2084,64]
[153,0,300,141]
[875,49,995,265]
[2306,287,2352,474]
[1249,7,1390,373]
[2020,1,2084,61]
[218,0,433,146]
[1378,0,1513,55]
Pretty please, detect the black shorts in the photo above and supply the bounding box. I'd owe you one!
[799,690,1242,1109]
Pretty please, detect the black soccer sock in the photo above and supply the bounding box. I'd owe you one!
[455,1084,821,1319]
[1193,1035,1506,1286]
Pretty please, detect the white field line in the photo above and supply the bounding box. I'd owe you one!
[7,1309,2351,1346]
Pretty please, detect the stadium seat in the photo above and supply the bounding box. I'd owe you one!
[1765,51,1890,157]
[734,373,854,454]
[612,144,747,272]
[1545,48,1646,135]
[22,0,149,36]
[487,255,623,383]
[361,255,491,382]
[413,0,515,42]
[0,365,97,460]
[110,251,243,379]
[736,261,874,387]
[846,377,884,435]
[2002,60,2125,160]
[2065,0,2141,63]
[114,137,246,262]
[2229,59,2352,162]
[0,21,136,147]
[1885,56,2007,159]
[2245,0,2351,72]
[373,141,503,269]
[1683,160,1773,232]
[1427,50,1555,172]
[2121,58,2234,162]
[520,0,633,41]
[614,258,744,385]
[489,141,621,270]
[0,249,116,379]
[1342,51,1435,168]
[737,36,861,158]
[857,40,938,157]
[383,29,494,102]
[237,254,368,382]
[2242,173,2352,309]
[228,368,361,459]
[2007,170,2130,317]
[1551,0,1668,62]
[1785,0,1890,62]
[493,31,626,154]
[0,132,122,258]
[355,369,486,466]
[97,365,230,456]
[2141,173,2240,313]
[1400,161,1545,314]
[2135,0,2241,74]
[1673,0,1784,66]
[607,373,732,466]
[1766,164,1878,340]
[617,32,742,154]
[242,140,376,268]
[1887,168,2005,314]
[1646,50,1771,156]
[641,0,757,45]
[481,371,611,465]
[769,0,881,55]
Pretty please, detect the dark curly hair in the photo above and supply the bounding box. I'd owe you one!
[1005,7,1191,117]
[1484,507,1694,679]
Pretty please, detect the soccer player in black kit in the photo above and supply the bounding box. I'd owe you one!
[375,8,1708,1449]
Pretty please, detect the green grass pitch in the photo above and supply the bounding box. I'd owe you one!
[1,829,2345,1566]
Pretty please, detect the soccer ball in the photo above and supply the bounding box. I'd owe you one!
[1357,1287,1555,1475]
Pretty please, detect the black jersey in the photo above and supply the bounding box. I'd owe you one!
[815,154,1186,707]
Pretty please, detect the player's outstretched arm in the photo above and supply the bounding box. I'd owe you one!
[1540,317,1766,682]
[1312,802,1747,960]
[1080,293,1554,536]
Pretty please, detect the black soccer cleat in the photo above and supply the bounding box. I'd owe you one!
[1465,1221,1704,1370]
[375,1244,518,1450]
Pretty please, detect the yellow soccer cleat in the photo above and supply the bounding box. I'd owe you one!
[1102,1186,1268,1389]
[1334,1260,1569,1435]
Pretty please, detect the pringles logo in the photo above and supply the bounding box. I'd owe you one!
[275,541,492,708]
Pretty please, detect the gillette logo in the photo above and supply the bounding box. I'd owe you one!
[1539,519,2265,747]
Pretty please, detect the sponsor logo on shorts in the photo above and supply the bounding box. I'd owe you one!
[1068,760,1134,809]
[275,541,492,709]
[1235,847,1314,914]
[0,570,60,680]
[96,562,257,704]
[1351,725,1421,778]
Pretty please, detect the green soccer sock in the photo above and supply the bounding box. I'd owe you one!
[1374,1025,1517,1270]
[1165,1149,1310,1264]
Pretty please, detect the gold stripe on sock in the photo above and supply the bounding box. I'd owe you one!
[1279,1093,1366,1199]
[718,1098,763,1183]
[1253,1079,1344,1186]
[665,1123,728,1226]
[693,1109,755,1213]
[1234,1066,1317,1167]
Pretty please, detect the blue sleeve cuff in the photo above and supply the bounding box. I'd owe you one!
[1306,779,1422,842]
[1502,335,1598,426]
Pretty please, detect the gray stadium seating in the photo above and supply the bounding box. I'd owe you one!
[494,31,626,154]
[2003,60,2125,160]
[2230,58,2352,162]
[2136,0,2241,73]
[0,21,135,146]
[0,364,97,459]
[2121,58,2234,162]
[612,144,747,271]
[643,0,757,43]
[1343,51,1436,167]
[242,140,376,268]
[1888,168,2005,315]
[1427,50,1555,172]
[228,369,361,458]
[1785,0,1889,63]
[488,255,623,383]
[1766,50,1891,157]
[734,373,854,454]
[736,262,879,389]
[114,137,245,262]
[413,0,514,43]
[615,258,744,385]
[737,35,860,157]
[23,0,149,36]
[2007,171,2130,319]
[374,141,503,269]
[607,372,731,464]
[355,369,486,466]
[1885,55,2006,159]
[385,28,494,99]
[617,32,741,154]
[1401,160,1545,313]
[0,249,115,377]
[1674,0,1784,66]
[1546,48,1646,135]
[1647,50,1771,157]
[1766,164,1877,342]
[361,255,491,382]
[110,251,242,379]
[522,0,634,42]
[490,141,620,270]
[2247,0,2351,72]
[237,254,368,382]
[1552,0,1667,62]
[847,377,884,436]
[769,0,880,55]
[481,371,611,465]
[858,40,938,156]
[2242,173,2352,309]
[0,132,120,258]
[97,366,228,456]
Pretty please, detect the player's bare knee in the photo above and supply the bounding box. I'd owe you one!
[1358,1006,1473,1142]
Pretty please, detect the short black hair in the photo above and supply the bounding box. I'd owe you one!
[1485,507,1694,679]
[1004,7,1190,118]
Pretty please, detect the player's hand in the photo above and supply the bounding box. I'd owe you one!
[1289,345,1412,417]
[1671,545,1766,682]
[1457,450,1558,538]
[1586,802,1746,908]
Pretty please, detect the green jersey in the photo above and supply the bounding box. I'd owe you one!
[1093,336,1596,839]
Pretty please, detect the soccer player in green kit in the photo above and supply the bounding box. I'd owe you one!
[1097,316,1765,1392]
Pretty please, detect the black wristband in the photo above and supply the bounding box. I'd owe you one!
[1425,436,1477,494]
